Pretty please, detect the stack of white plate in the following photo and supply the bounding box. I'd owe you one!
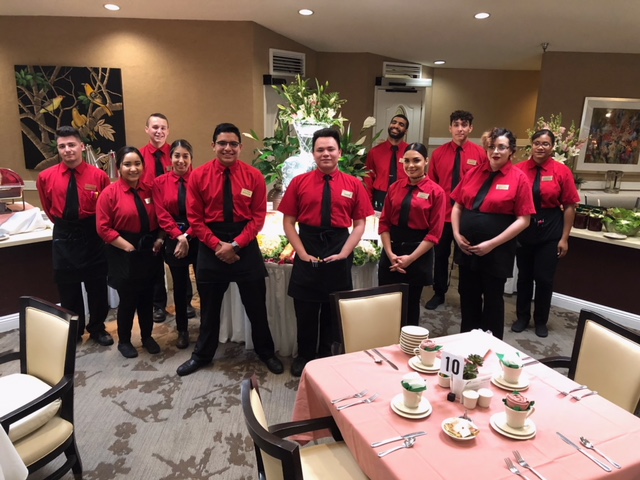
[400,325,429,355]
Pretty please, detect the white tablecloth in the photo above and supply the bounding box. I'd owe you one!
[0,428,27,480]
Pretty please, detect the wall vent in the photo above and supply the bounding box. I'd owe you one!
[270,49,305,77]
[383,61,422,79]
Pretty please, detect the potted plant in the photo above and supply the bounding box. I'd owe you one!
[339,116,382,181]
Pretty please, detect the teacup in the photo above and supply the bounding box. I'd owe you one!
[413,347,438,367]
[501,363,523,384]
[402,386,423,408]
[462,390,479,409]
[437,372,450,388]
[477,388,493,408]
[505,405,535,429]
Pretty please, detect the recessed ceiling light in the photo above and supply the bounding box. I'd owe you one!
[299,9,314,16]
[104,4,120,11]
[434,60,446,65]
[474,12,490,19]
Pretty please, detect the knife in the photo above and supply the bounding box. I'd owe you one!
[556,432,612,472]
[372,348,399,370]
[371,431,427,448]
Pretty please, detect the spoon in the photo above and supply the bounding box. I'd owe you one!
[378,436,416,457]
[364,350,382,364]
[559,384,588,396]
[579,437,621,469]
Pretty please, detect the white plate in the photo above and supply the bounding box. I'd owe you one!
[441,417,480,441]
[408,356,441,373]
[390,402,432,419]
[603,232,627,240]
[491,373,530,391]
[391,393,432,415]
[489,413,536,440]
[401,326,429,337]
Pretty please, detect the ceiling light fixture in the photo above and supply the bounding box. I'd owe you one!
[299,9,314,16]
[104,4,120,11]
[474,12,490,19]
[434,60,446,65]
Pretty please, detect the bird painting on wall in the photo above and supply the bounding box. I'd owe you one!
[39,95,64,114]
[83,83,113,116]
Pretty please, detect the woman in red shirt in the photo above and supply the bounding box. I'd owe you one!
[153,140,199,349]
[378,142,446,325]
[97,146,164,358]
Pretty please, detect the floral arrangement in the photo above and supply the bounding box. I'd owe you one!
[276,75,346,128]
[497,352,523,369]
[419,339,442,352]
[503,392,534,411]
[401,372,427,393]
[339,116,382,181]
[257,234,289,263]
[353,240,381,266]
[463,354,484,380]
[525,113,586,164]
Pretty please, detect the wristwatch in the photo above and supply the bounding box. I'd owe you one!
[231,241,241,253]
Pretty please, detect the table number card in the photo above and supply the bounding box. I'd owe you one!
[440,351,465,380]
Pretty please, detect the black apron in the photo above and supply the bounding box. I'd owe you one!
[163,221,199,267]
[455,210,517,279]
[373,189,387,212]
[106,230,163,290]
[288,223,352,302]
[196,221,267,283]
[51,216,107,284]
[379,225,433,286]
[518,207,563,245]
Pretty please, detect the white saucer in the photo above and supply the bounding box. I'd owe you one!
[491,372,530,391]
[603,232,627,240]
[390,395,432,419]
[408,356,441,373]
[489,413,536,440]
[401,326,429,337]
[441,417,479,441]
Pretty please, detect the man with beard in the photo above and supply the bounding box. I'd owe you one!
[364,115,410,211]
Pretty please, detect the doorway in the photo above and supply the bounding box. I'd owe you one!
[374,88,428,144]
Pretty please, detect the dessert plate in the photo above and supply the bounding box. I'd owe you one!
[603,232,627,240]
[489,413,536,440]
[390,394,432,419]
[491,372,530,391]
[441,417,480,441]
[408,356,441,373]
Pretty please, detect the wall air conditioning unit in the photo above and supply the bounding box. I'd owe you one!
[377,61,431,89]
[270,49,305,77]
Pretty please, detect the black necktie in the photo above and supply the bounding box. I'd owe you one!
[399,185,417,228]
[178,177,187,219]
[154,150,164,177]
[64,169,79,221]
[132,188,150,233]
[322,174,332,227]
[472,171,500,211]
[389,145,399,186]
[533,165,542,214]
[223,168,234,222]
[452,146,462,191]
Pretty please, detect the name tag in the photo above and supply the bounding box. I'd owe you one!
[467,159,478,166]
[241,188,253,198]
[496,184,510,191]
[85,184,97,191]
[417,192,430,199]
[144,197,152,204]
[341,190,353,198]
[541,175,553,182]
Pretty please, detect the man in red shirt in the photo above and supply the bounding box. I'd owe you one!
[37,126,113,346]
[426,110,487,310]
[364,115,409,211]
[279,128,374,376]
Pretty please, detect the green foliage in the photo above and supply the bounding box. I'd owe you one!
[15,69,50,92]
[276,75,346,128]
[77,95,92,108]
[339,117,382,180]
[244,121,299,185]
[463,354,484,379]
[353,240,381,267]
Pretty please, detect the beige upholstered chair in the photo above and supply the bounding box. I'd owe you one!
[541,309,640,413]
[0,296,82,479]
[331,284,409,354]
[241,376,368,480]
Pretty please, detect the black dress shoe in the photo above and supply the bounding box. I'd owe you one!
[176,331,190,349]
[511,319,530,333]
[118,342,138,358]
[535,324,549,338]
[142,336,161,354]
[261,356,284,374]
[186,305,197,319]
[177,358,210,377]
[153,308,167,323]
[290,357,308,377]
[90,331,114,346]
[425,294,444,310]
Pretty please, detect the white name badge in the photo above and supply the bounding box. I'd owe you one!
[467,159,478,166]
[495,184,510,191]
[341,190,353,198]
[541,175,554,182]
[440,351,465,381]
[241,188,253,197]
[417,192,430,200]
[144,197,152,204]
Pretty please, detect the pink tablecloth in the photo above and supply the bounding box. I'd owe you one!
[293,331,640,480]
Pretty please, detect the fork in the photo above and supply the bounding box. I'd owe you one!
[557,384,588,396]
[572,390,598,400]
[513,450,548,480]
[364,350,382,364]
[331,389,368,404]
[336,393,380,410]
[505,458,531,480]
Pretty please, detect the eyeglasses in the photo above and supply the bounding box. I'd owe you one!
[488,144,510,152]
[215,141,241,148]
[532,141,552,148]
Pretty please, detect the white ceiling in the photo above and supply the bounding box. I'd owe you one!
[2,0,640,70]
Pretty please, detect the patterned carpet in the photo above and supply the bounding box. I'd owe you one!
[0,285,578,480]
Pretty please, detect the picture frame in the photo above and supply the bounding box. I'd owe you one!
[576,97,640,173]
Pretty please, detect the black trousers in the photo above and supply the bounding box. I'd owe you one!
[293,299,335,360]
[516,240,559,327]
[57,276,109,337]
[116,283,154,343]
[168,264,195,332]
[154,264,193,311]
[458,265,507,340]
[432,222,455,296]
[192,279,275,362]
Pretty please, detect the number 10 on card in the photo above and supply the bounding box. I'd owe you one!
[440,351,465,380]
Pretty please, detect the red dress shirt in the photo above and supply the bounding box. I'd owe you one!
[96,178,159,243]
[428,141,487,222]
[187,159,266,250]
[379,177,446,244]
[278,168,374,227]
[153,171,193,240]
[140,143,172,187]
[451,161,536,217]
[37,161,110,221]
[516,158,581,209]
[364,140,409,203]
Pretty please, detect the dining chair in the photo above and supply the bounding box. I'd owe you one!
[0,296,83,479]
[331,283,409,354]
[241,375,367,480]
[540,309,640,413]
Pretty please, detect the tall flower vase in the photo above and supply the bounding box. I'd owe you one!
[282,122,328,188]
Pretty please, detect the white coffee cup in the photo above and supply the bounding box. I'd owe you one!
[477,388,493,408]
[505,405,535,429]
[402,386,422,408]
[413,347,438,367]
[462,390,479,409]
[501,363,523,384]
